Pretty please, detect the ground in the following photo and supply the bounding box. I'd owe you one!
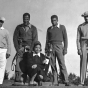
[0,80,88,88]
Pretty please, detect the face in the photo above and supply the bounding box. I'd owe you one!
[0,22,3,27]
[51,18,58,26]
[84,16,88,23]
[34,45,41,54]
[23,15,30,26]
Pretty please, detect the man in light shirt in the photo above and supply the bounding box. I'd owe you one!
[0,17,11,84]
[77,11,88,86]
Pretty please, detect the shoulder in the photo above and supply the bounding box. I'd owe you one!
[47,26,52,31]
[60,24,66,29]
[60,24,66,32]
[31,24,37,30]
[78,22,85,27]
[24,52,33,57]
[16,24,23,29]
[3,28,10,35]
[40,53,45,57]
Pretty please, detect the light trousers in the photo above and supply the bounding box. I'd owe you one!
[0,49,7,84]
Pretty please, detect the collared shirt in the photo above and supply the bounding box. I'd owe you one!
[22,23,31,32]
[33,52,40,57]
[13,23,38,51]
[77,22,88,50]
[51,23,60,29]
[0,26,11,54]
[46,24,68,51]
[0,26,4,30]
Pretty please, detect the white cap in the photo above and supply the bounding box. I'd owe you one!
[0,17,5,22]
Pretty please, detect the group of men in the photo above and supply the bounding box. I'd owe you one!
[0,11,88,86]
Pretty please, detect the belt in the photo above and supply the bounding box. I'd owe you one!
[50,41,62,45]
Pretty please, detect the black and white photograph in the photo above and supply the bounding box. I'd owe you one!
[0,0,88,88]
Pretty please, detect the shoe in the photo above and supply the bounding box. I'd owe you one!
[38,81,42,86]
[52,84,59,86]
[78,84,84,86]
[65,82,70,86]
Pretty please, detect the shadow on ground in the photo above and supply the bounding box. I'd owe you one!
[0,80,88,88]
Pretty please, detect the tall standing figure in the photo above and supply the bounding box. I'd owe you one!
[77,11,88,86]
[13,13,38,84]
[0,17,11,84]
[45,15,70,86]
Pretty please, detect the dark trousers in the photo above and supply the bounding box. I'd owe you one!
[27,66,46,82]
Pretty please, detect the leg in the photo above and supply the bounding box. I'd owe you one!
[30,73,37,84]
[80,46,87,85]
[0,49,7,84]
[55,44,69,83]
[0,60,7,84]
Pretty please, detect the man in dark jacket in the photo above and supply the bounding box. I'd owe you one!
[45,15,70,86]
[13,13,38,85]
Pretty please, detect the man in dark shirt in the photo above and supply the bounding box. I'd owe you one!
[45,15,70,86]
[13,13,38,85]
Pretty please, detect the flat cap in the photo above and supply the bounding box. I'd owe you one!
[82,11,88,17]
[0,17,5,22]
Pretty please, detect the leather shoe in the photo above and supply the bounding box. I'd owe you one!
[38,81,42,86]
[65,82,70,86]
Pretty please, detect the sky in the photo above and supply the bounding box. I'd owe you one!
[0,0,88,78]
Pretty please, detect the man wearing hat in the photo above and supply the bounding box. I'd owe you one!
[13,13,38,85]
[77,11,88,86]
[0,17,11,84]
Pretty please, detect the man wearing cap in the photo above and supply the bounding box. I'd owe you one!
[0,17,11,84]
[77,11,88,86]
[45,15,70,86]
[13,13,38,85]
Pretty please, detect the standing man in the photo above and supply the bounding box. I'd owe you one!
[77,11,88,86]
[45,15,70,86]
[0,17,11,84]
[13,13,38,85]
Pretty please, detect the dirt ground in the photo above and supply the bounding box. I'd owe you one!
[0,80,88,88]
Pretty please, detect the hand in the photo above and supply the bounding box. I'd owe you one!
[78,49,82,55]
[32,64,37,69]
[63,50,67,55]
[6,53,10,59]
[43,59,47,64]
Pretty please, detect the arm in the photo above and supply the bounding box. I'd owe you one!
[63,26,68,55]
[6,30,11,59]
[76,26,82,55]
[45,29,49,53]
[31,27,38,50]
[13,26,19,52]
[23,52,34,67]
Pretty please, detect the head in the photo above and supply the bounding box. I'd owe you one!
[51,15,58,26]
[23,13,30,26]
[33,41,42,54]
[84,16,88,23]
[0,20,4,27]
[0,17,5,27]
[82,11,88,23]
